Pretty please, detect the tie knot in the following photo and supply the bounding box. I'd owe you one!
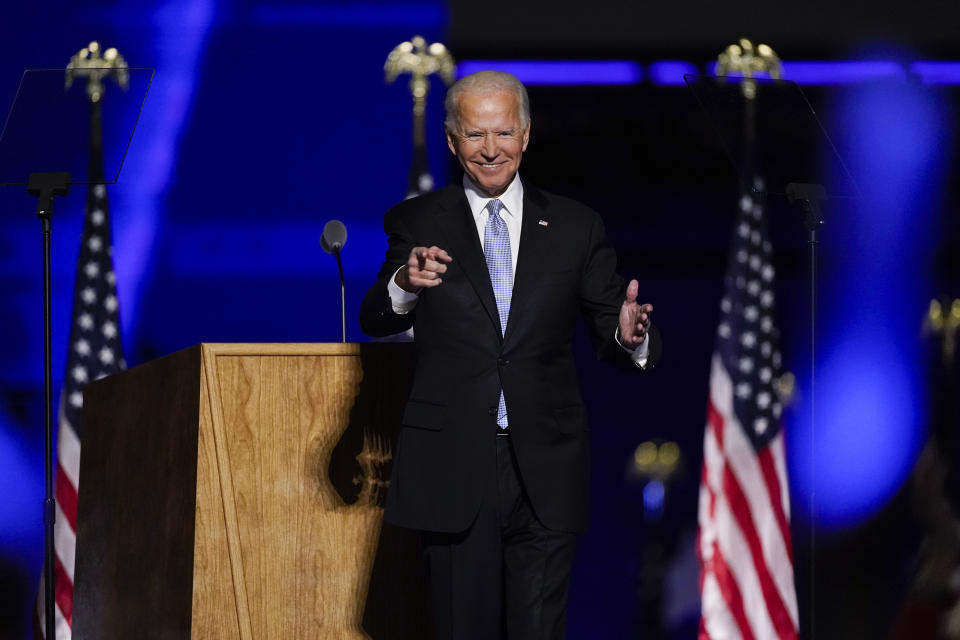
[487,198,503,217]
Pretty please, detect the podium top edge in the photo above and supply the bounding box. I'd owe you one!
[197,342,413,357]
[200,343,359,356]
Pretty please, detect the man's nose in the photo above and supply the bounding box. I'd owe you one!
[481,134,498,158]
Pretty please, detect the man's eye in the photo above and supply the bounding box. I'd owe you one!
[466,133,482,140]
[499,131,514,137]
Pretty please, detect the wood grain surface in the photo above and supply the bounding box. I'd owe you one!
[74,343,430,640]
[208,347,379,638]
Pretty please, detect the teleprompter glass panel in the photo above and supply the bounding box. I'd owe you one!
[685,74,858,200]
[0,67,153,186]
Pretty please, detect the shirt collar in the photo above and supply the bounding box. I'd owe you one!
[463,173,524,220]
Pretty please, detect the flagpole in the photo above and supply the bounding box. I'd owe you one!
[705,40,802,639]
[385,35,455,198]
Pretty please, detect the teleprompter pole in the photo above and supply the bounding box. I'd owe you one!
[786,180,826,637]
[27,170,71,640]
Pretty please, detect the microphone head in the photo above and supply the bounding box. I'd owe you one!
[321,219,348,253]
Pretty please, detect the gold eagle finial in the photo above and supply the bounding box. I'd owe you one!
[715,38,782,99]
[385,36,456,145]
[66,41,129,103]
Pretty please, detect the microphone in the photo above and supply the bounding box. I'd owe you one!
[321,219,347,253]
[319,220,348,343]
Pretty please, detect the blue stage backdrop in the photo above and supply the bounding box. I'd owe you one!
[1,2,959,639]
[0,1,451,636]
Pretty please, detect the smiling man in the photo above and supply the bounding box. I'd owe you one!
[360,70,660,639]
[447,80,528,198]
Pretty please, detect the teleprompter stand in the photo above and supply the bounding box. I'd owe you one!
[27,171,71,639]
[0,67,152,638]
[685,72,859,636]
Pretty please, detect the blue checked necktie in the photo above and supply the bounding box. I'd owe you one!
[484,198,512,429]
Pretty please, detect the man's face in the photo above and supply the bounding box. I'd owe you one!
[446,89,530,198]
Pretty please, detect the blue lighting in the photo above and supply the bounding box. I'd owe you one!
[648,61,698,86]
[643,479,665,519]
[0,412,41,557]
[459,60,960,86]
[252,3,446,27]
[165,220,386,276]
[791,337,922,527]
[788,77,946,529]
[780,61,905,84]
[109,0,216,344]
[457,61,642,85]
[911,61,960,85]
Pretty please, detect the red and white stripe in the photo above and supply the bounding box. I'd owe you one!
[36,408,80,639]
[698,355,798,640]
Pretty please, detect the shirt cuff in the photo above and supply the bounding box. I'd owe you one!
[615,326,650,369]
[387,266,420,314]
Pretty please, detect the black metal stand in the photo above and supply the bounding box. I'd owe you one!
[334,250,346,343]
[786,181,826,639]
[319,220,348,342]
[27,171,71,640]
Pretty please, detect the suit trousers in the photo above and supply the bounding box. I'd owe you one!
[421,435,578,640]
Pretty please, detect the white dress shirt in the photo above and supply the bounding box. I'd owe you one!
[386,174,649,367]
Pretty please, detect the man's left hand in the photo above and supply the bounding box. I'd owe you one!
[619,279,653,349]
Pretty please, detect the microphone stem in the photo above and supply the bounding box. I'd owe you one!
[335,249,346,342]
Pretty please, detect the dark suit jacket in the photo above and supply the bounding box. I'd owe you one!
[360,182,660,534]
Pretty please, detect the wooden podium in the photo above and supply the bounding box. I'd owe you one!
[72,343,429,639]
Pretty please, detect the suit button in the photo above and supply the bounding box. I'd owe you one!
[497,358,509,366]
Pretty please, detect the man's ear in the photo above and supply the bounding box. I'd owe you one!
[445,127,457,155]
[522,124,530,152]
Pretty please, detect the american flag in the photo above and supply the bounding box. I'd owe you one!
[697,185,799,639]
[35,174,125,638]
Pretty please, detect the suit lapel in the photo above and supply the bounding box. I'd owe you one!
[433,187,503,336]
[503,185,551,345]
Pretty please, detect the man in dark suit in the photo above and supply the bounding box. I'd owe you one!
[360,70,659,639]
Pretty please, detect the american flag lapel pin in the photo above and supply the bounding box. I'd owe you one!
[538,219,548,226]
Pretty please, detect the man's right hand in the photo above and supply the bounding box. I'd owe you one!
[395,246,452,292]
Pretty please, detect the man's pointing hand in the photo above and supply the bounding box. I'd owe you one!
[396,246,453,292]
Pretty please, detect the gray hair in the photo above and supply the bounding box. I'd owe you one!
[444,70,530,132]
